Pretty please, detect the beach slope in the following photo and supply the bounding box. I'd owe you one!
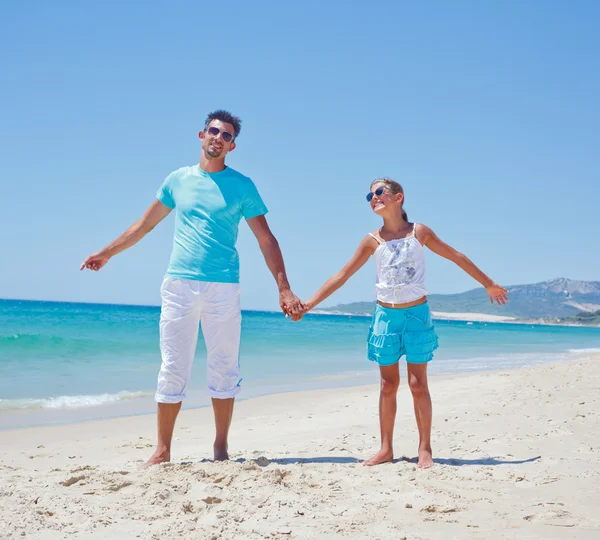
[1,354,599,539]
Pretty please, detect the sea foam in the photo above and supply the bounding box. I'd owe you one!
[0,391,152,411]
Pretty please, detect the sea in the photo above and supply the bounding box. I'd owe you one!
[1,299,599,430]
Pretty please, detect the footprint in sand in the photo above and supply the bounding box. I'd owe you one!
[266,469,289,485]
[147,487,171,505]
[255,457,270,467]
[210,474,234,486]
[61,475,86,487]
[421,505,460,514]
[523,509,575,527]
[71,465,96,473]
[202,496,223,504]
[106,481,132,492]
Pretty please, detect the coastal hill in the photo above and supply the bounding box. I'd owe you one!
[319,278,600,320]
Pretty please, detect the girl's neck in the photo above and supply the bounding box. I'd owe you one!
[381,214,409,234]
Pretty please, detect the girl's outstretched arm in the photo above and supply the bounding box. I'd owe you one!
[419,224,508,305]
[293,235,378,320]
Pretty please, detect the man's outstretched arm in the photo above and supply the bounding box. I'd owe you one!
[246,215,304,316]
[80,200,172,271]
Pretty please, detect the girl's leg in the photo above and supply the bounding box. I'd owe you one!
[363,363,400,466]
[407,362,433,468]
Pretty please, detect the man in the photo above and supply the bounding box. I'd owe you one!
[81,110,303,465]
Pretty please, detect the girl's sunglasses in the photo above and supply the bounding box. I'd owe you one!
[366,186,390,202]
[207,126,234,143]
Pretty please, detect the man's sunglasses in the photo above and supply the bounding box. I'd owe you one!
[366,186,390,202]
[207,126,234,143]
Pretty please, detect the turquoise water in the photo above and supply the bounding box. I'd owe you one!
[1,299,599,429]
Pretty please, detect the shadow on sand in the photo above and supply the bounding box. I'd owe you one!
[397,455,542,467]
[259,456,362,465]
[180,455,540,467]
[180,456,362,466]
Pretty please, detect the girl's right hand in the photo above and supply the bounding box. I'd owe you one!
[486,284,508,305]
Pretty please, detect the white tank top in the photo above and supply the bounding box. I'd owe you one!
[369,223,428,305]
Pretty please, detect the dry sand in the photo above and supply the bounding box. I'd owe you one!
[1,354,599,539]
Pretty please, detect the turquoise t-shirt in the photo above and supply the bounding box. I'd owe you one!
[157,165,268,283]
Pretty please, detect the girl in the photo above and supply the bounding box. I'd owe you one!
[296,178,508,468]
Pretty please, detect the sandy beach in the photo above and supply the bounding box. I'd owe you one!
[1,354,599,540]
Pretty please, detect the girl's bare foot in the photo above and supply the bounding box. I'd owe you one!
[363,448,393,467]
[417,447,434,469]
[144,447,170,468]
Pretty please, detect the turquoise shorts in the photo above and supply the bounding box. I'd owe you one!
[367,302,439,366]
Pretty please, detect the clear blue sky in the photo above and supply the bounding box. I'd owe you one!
[1,1,598,310]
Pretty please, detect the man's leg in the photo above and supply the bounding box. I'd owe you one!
[211,397,235,461]
[363,363,400,466]
[202,283,242,461]
[146,402,182,466]
[407,362,433,468]
[146,279,200,467]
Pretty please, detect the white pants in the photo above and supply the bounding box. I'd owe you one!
[155,278,242,402]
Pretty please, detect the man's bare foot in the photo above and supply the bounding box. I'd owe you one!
[144,448,170,468]
[363,448,393,467]
[213,444,229,462]
[417,448,434,469]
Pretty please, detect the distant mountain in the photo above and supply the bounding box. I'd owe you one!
[321,279,600,319]
[561,310,600,325]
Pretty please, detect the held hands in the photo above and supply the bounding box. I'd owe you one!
[279,289,306,319]
[80,251,110,271]
[486,283,509,305]
[290,301,313,322]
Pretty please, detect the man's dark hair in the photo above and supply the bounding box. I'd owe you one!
[205,110,242,140]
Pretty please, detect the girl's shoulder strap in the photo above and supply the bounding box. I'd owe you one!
[368,232,382,244]
[412,222,426,246]
[411,222,420,242]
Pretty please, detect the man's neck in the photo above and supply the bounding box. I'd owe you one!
[200,152,227,173]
